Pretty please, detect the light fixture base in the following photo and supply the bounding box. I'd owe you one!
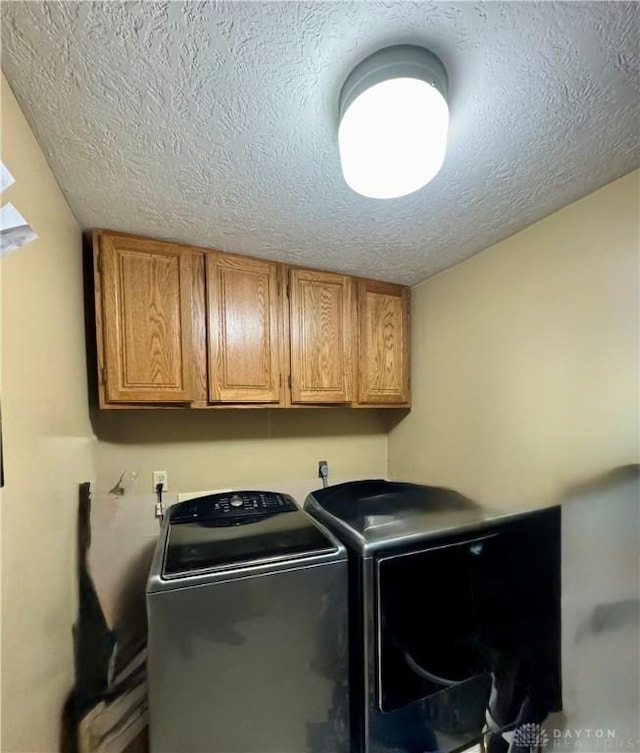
[339,44,448,121]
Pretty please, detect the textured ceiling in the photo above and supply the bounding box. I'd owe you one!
[1,1,639,285]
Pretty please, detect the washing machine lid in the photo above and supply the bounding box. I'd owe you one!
[162,491,339,579]
[305,480,502,553]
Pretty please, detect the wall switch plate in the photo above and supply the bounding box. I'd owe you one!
[153,470,168,492]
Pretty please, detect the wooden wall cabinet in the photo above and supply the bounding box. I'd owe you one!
[207,252,283,403]
[94,231,194,404]
[92,231,410,409]
[357,280,410,405]
[288,268,354,404]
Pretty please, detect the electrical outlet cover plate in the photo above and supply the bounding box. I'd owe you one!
[153,471,168,492]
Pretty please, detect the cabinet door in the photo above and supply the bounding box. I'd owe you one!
[97,232,194,403]
[289,268,354,404]
[207,253,282,403]
[358,280,410,405]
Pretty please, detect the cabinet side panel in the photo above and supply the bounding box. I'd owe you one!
[93,232,108,407]
[190,252,209,405]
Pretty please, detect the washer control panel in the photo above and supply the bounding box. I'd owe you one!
[169,490,298,524]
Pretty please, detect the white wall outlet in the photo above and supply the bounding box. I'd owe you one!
[153,470,168,492]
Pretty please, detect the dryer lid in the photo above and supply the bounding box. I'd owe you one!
[305,480,495,552]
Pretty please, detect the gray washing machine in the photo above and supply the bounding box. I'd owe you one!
[146,490,350,753]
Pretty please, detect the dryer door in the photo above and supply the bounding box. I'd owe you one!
[375,511,562,731]
[376,532,503,714]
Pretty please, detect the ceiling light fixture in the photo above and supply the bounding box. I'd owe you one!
[338,45,449,200]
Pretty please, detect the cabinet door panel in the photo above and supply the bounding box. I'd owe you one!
[190,252,209,406]
[207,253,282,403]
[289,269,353,403]
[358,280,410,405]
[99,233,193,403]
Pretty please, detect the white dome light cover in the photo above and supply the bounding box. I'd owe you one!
[338,45,449,200]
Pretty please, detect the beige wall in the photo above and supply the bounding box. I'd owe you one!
[389,171,639,507]
[92,408,388,496]
[1,75,94,752]
[0,189,3,749]
[389,170,639,510]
